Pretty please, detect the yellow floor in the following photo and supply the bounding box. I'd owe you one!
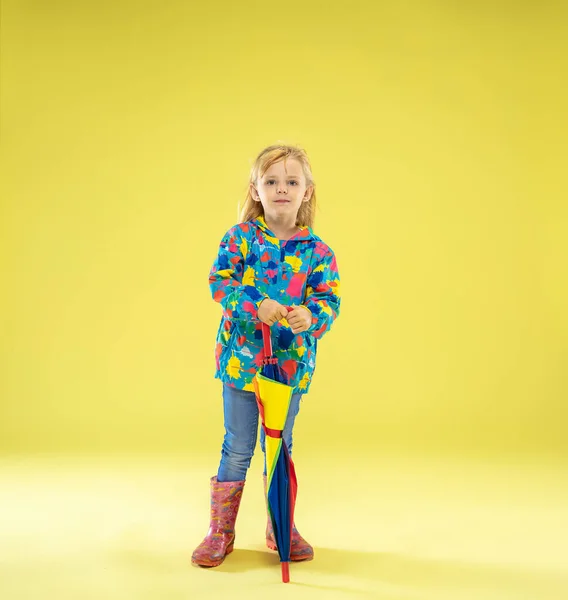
[1,454,567,600]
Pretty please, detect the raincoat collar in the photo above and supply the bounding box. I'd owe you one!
[252,215,316,242]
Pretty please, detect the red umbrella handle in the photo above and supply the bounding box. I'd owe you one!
[261,305,294,359]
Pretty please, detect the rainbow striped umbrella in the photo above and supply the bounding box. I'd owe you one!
[253,309,298,583]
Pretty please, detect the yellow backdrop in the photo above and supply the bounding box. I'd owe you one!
[1,0,566,462]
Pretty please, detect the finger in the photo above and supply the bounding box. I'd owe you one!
[289,312,305,323]
[288,317,303,329]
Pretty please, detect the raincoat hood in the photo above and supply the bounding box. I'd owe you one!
[251,216,318,243]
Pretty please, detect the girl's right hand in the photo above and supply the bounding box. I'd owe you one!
[257,299,288,326]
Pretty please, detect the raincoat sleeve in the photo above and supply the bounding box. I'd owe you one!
[303,245,341,340]
[209,226,267,321]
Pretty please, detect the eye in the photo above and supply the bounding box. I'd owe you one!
[289,180,298,186]
[266,180,276,185]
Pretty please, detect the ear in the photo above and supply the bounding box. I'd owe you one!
[250,183,261,202]
[303,184,314,202]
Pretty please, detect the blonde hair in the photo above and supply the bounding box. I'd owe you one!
[239,144,317,228]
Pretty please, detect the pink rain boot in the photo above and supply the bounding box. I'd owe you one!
[263,474,314,561]
[191,476,245,567]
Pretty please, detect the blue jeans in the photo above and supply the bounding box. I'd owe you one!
[217,383,302,482]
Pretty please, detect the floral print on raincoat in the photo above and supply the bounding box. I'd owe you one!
[209,216,341,394]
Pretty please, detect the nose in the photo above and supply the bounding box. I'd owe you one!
[277,183,287,194]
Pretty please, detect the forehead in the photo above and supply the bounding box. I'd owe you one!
[262,158,304,178]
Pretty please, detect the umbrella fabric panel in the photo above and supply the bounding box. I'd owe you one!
[254,374,293,431]
[267,444,297,563]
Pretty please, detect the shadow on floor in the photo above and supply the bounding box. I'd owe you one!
[211,546,567,597]
[110,543,567,599]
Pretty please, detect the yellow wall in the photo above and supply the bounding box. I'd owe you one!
[1,1,566,459]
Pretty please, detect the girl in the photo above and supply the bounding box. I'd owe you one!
[192,144,341,568]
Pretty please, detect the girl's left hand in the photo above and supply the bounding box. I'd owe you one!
[286,305,312,334]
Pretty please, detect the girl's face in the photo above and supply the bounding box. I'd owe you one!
[251,158,313,224]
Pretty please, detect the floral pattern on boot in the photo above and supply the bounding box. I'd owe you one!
[191,477,245,567]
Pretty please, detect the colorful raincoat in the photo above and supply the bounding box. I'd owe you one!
[209,216,341,394]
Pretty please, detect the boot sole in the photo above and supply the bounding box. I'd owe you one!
[191,542,234,568]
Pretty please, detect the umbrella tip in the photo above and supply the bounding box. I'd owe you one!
[282,561,290,583]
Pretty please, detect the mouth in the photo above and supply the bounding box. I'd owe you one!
[274,199,290,203]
